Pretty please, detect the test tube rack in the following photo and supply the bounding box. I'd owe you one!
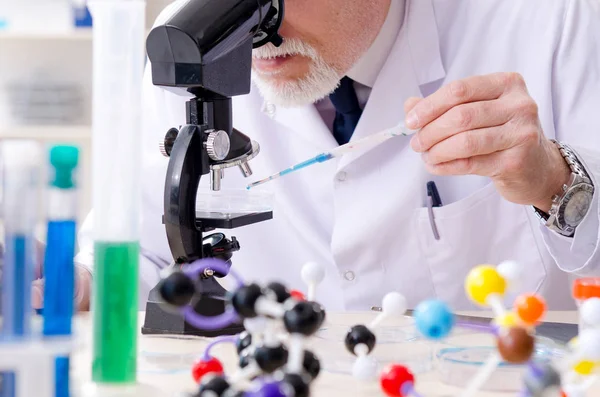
[0,335,75,397]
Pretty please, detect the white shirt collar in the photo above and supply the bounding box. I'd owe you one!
[346,0,406,88]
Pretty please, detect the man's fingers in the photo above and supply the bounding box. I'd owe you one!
[75,265,92,311]
[32,279,44,310]
[405,72,525,130]
[411,96,516,152]
[404,96,422,115]
[424,151,503,178]
[30,265,93,311]
[422,125,512,166]
[35,240,45,279]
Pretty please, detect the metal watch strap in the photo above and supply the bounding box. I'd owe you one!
[551,139,589,180]
[534,140,593,236]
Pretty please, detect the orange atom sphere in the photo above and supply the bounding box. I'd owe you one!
[515,294,546,325]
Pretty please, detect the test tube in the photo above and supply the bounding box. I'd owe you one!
[87,0,145,385]
[42,145,79,397]
[0,140,42,397]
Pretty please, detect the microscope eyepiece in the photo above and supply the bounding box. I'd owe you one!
[147,0,285,97]
[253,0,285,48]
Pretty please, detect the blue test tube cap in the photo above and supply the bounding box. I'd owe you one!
[413,299,455,340]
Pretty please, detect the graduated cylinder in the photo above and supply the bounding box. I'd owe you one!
[88,0,146,384]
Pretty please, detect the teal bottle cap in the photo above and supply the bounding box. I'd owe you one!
[50,145,79,189]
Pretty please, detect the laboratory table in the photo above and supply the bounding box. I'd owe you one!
[69,311,597,397]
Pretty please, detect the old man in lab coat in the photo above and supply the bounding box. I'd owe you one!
[49,0,600,313]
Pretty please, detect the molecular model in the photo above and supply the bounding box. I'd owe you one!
[459,263,549,397]
[460,263,600,397]
[557,297,600,397]
[158,258,425,397]
[158,258,328,396]
[157,258,599,397]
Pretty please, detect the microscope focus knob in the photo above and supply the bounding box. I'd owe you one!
[159,128,179,157]
[205,130,231,161]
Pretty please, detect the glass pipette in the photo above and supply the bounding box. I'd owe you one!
[246,123,417,190]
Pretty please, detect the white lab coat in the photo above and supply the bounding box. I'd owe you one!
[77,0,600,312]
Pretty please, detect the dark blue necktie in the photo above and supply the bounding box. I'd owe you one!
[329,76,363,145]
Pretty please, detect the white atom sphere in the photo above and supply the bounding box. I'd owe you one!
[352,355,378,381]
[577,329,600,360]
[159,266,174,280]
[243,316,268,334]
[497,260,522,283]
[580,298,600,327]
[382,292,408,316]
[301,261,326,284]
[562,384,585,397]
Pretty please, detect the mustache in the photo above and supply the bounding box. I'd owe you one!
[252,37,318,60]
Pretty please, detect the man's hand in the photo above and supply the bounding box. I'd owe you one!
[31,240,92,311]
[32,265,92,311]
[32,240,92,312]
[405,72,571,212]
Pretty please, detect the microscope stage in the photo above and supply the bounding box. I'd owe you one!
[196,210,273,229]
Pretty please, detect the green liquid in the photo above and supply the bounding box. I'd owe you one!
[92,241,139,383]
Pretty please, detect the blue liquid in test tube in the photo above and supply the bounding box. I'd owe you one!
[0,141,41,397]
[42,145,79,397]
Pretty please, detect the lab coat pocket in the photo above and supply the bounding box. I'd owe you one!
[416,182,547,310]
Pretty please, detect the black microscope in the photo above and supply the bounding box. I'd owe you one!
[141,0,284,337]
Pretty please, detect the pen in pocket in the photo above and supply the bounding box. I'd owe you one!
[426,181,442,240]
[427,181,442,207]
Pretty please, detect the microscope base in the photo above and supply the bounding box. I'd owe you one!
[141,277,244,337]
[141,300,244,337]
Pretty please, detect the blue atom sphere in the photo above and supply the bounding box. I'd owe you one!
[257,381,287,397]
[414,299,455,340]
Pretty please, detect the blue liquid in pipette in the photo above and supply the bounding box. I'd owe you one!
[280,153,332,175]
[1,234,32,397]
[43,220,77,397]
[246,153,333,189]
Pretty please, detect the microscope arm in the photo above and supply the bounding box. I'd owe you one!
[163,124,208,264]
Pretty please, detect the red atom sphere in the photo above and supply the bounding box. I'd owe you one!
[380,364,415,397]
[192,357,224,383]
[290,289,306,301]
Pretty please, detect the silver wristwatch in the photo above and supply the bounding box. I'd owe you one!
[533,140,595,237]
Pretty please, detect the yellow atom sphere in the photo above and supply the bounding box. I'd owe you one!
[568,337,579,351]
[493,312,518,328]
[573,360,599,376]
[465,265,507,306]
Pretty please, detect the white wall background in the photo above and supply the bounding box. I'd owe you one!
[0,0,173,234]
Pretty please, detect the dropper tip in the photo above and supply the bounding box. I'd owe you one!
[247,179,268,190]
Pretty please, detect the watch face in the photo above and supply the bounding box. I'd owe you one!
[563,188,593,226]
